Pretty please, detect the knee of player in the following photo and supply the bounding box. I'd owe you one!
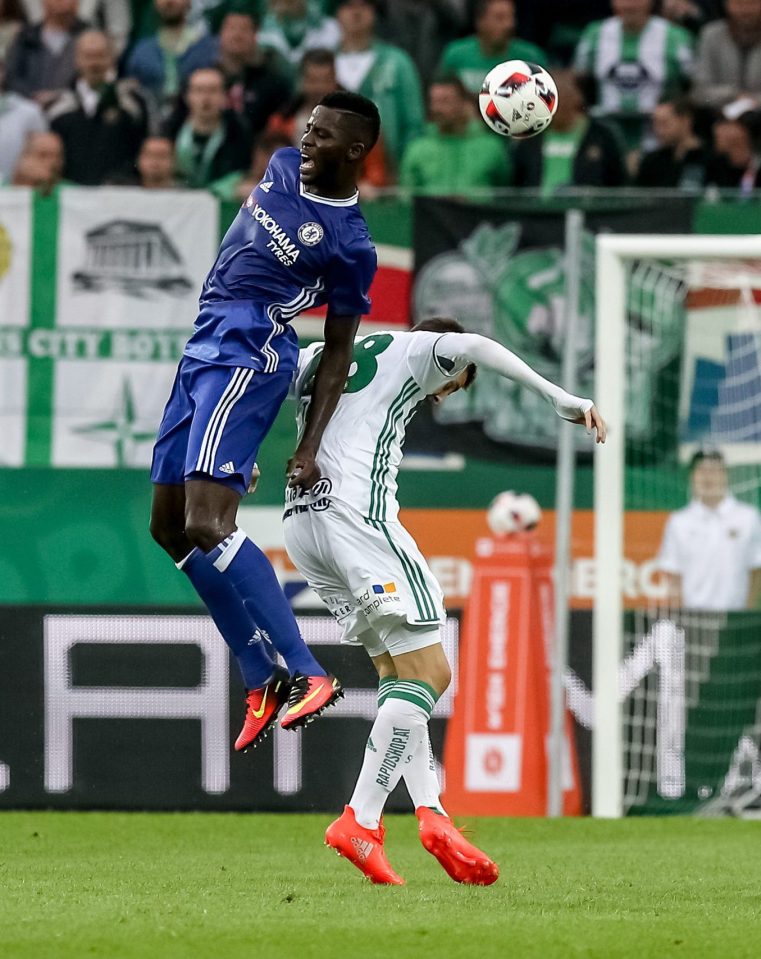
[149,516,178,553]
[184,515,232,553]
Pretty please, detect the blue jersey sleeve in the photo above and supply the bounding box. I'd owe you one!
[326,240,377,316]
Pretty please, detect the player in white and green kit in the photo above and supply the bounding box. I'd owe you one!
[283,318,606,885]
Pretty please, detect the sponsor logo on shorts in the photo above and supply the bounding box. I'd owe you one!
[358,584,401,617]
[218,461,235,474]
[298,221,324,246]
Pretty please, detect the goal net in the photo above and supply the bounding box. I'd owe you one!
[594,236,761,818]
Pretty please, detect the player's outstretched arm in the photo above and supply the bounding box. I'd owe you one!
[444,332,607,443]
[287,310,361,490]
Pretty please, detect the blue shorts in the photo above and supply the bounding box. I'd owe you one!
[151,356,293,497]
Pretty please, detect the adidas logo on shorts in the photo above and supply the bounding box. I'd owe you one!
[218,461,235,474]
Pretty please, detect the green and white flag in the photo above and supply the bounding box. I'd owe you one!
[50,188,219,467]
[0,188,32,466]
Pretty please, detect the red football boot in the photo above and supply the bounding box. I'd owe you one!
[234,671,291,752]
[416,807,499,885]
[280,673,343,730]
[325,806,405,885]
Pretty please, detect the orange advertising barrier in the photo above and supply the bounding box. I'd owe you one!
[443,532,582,816]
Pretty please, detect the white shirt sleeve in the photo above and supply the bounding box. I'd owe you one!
[748,509,761,570]
[433,331,594,420]
[404,331,469,394]
[656,514,682,574]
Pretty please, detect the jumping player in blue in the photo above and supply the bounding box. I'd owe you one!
[150,91,381,750]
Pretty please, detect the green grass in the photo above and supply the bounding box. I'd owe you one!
[2,813,760,959]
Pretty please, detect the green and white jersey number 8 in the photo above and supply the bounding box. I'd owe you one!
[302,333,394,397]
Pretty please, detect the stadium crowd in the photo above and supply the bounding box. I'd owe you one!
[1,0,761,196]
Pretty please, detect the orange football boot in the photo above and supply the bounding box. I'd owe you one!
[325,806,405,885]
[234,671,291,751]
[280,673,343,730]
[416,807,499,885]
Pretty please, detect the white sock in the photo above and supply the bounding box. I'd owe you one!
[378,677,446,815]
[349,681,437,829]
[403,733,447,816]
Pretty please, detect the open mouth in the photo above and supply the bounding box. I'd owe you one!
[299,152,316,175]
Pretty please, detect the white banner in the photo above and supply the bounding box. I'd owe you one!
[51,359,178,467]
[55,187,218,330]
[0,187,32,328]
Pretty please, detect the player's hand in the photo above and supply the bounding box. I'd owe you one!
[287,449,320,491]
[571,404,607,443]
[247,463,261,495]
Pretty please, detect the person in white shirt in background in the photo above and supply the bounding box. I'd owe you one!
[657,449,761,610]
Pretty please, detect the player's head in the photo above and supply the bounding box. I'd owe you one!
[411,316,477,401]
[690,449,728,507]
[299,91,380,189]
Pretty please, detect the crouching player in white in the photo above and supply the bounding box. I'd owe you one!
[283,317,606,885]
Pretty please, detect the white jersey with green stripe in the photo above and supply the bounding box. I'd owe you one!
[574,15,693,114]
[291,330,467,522]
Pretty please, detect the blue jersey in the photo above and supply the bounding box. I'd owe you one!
[184,147,377,373]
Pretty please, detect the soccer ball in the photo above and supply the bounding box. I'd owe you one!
[479,60,558,139]
[486,491,542,536]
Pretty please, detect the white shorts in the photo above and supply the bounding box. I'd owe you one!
[283,496,445,658]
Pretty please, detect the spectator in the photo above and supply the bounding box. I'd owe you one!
[125,0,216,111]
[513,70,628,190]
[0,51,47,180]
[136,134,176,187]
[209,128,292,200]
[574,0,694,147]
[636,97,710,188]
[0,0,24,61]
[266,46,336,146]
[20,1,132,56]
[377,0,463,88]
[518,0,611,64]
[693,0,761,110]
[257,0,340,71]
[4,0,87,105]
[216,10,292,140]
[171,66,249,187]
[661,0,722,35]
[657,449,761,610]
[707,115,761,189]
[334,0,424,174]
[439,0,545,96]
[47,30,148,185]
[11,128,64,193]
[400,75,512,193]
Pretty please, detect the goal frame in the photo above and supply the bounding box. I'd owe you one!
[593,234,761,818]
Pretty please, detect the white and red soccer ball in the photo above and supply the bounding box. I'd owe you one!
[479,60,558,139]
[487,491,542,536]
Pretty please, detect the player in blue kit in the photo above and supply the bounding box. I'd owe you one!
[149,91,381,750]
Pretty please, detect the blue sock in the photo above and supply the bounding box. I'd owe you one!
[208,530,326,677]
[179,548,277,689]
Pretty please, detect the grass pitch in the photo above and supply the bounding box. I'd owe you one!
[2,813,760,959]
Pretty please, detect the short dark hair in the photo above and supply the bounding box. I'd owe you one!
[317,91,381,149]
[429,74,471,101]
[475,0,513,21]
[411,317,477,389]
[658,96,694,121]
[301,48,336,72]
[690,448,725,470]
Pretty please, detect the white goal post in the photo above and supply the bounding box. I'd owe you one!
[593,234,761,818]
